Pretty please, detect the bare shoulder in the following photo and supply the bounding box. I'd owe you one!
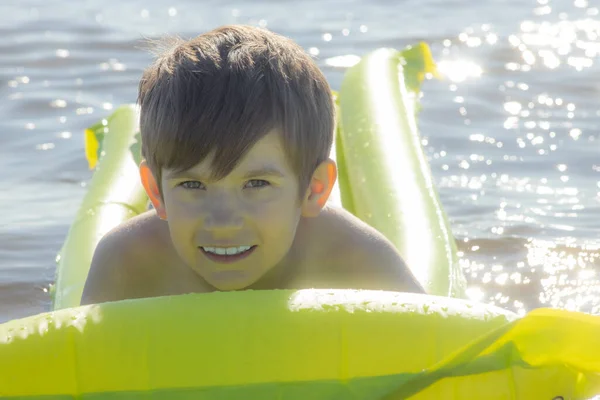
[304,206,425,293]
[80,210,169,305]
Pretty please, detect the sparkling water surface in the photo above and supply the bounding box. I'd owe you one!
[1,0,600,322]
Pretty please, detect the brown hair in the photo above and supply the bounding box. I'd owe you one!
[138,25,335,199]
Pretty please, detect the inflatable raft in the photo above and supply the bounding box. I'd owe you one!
[1,45,600,399]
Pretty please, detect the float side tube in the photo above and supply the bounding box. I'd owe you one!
[338,47,465,297]
[53,105,147,310]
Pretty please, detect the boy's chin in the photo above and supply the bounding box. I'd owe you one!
[202,271,263,292]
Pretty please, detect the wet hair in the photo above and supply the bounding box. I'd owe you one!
[138,25,335,199]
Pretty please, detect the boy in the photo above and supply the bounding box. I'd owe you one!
[81,25,424,305]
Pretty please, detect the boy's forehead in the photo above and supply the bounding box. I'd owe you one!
[163,131,291,178]
[212,131,288,168]
[248,130,286,154]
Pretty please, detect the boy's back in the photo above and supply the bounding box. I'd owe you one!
[81,25,423,304]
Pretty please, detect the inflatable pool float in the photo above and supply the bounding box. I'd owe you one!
[1,45,600,399]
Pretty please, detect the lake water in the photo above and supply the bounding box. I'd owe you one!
[2,0,600,323]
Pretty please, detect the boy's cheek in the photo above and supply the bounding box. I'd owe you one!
[164,195,198,216]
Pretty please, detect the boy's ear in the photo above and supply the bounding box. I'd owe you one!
[301,158,337,217]
[139,160,167,220]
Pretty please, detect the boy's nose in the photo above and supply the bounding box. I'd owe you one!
[203,207,244,231]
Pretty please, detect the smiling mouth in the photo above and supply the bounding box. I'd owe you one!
[199,245,257,264]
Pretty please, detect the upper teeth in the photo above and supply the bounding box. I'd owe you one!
[202,246,252,255]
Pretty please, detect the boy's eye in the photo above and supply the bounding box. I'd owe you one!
[179,181,204,190]
[178,180,269,190]
[245,179,270,189]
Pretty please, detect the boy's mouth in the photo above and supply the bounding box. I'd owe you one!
[199,245,257,264]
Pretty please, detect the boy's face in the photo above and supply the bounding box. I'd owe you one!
[147,131,327,291]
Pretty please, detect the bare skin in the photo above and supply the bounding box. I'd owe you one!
[81,206,424,305]
[81,132,424,305]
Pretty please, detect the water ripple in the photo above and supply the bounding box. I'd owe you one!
[2,0,600,321]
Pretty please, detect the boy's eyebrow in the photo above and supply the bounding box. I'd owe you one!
[241,166,286,179]
[165,166,286,181]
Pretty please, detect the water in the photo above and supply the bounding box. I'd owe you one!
[2,0,600,323]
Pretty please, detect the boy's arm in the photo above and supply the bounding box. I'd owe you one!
[354,238,425,293]
[310,207,425,294]
[331,233,426,294]
[80,231,131,305]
